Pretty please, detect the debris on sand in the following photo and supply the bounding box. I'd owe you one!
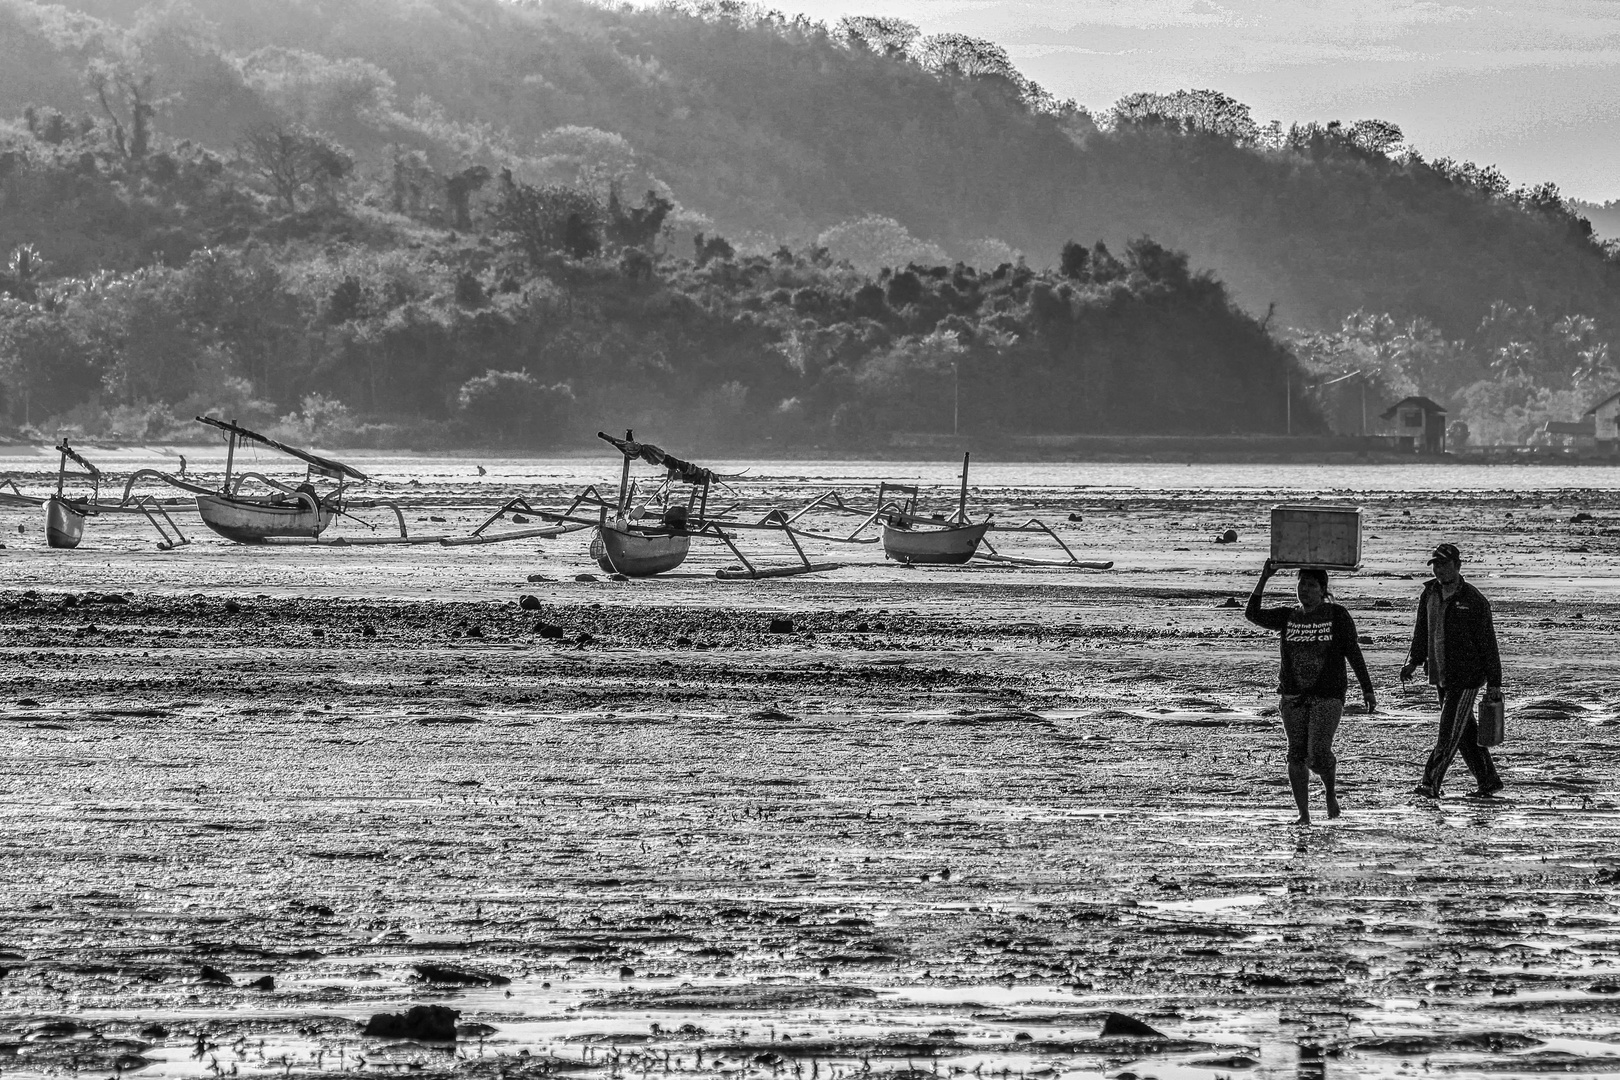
[1099,1013,1167,1039]
[1214,529,1238,544]
[1220,596,1240,608]
[769,617,795,633]
[744,707,796,721]
[1351,1032,1542,1055]
[411,962,510,986]
[534,621,565,638]
[363,1005,460,1041]
[945,710,1051,726]
[197,964,233,986]
[598,984,878,1011]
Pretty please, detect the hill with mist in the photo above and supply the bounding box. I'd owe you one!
[0,0,1617,448]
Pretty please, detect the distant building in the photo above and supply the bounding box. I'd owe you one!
[1539,418,1596,449]
[1586,390,1620,448]
[1379,396,1447,454]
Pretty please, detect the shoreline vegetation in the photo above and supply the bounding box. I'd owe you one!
[2,433,1618,465]
[1,0,1618,453]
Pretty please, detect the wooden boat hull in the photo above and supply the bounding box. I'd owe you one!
[196,494,332,544]
[882,520,990,565]
[46,497,88,549]
[591,524,690,576]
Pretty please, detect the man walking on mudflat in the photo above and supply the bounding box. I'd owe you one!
[1400,543,1504,799]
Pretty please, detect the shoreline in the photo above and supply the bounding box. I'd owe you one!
[2,435,1619,465]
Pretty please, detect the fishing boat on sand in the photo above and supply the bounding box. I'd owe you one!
[0,441,191,550]
[125,416,409,544]
[460,431,844,578]
[880,454,991,565]
[809,452,1112,570]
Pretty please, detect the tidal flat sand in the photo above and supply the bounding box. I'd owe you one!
[1,459,1618,1079]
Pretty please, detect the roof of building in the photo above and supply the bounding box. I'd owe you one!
[1585,389,1620,416]
[1543,419,1596,436]
[1379,395,1447,420]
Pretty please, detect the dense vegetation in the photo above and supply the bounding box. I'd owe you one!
[1,0,1616,448]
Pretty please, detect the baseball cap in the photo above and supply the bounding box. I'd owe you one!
[1426,542,1462,565]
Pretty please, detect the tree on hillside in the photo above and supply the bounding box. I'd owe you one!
[456,368,574,443]
[445,163,491,230]
[606,186,673,251]
[817,215,947,275]
[88,59,158,162]
[493,171,602,262]
[1110,89,1259,144]
[834,16,919,58]
[914,33,1016,80]
[0,245,45,303]
[237,123,353,210]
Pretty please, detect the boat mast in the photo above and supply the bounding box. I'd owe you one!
[615,429,633,518]
[957,452,970,524]
[223,421,236,495]
[55,441,67,498]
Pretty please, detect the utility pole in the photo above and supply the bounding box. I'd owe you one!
[952,361,959,437]
[1285,369,1291,436]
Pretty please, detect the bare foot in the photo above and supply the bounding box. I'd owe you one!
[1293,814,1311,826]
[1326,797,1341,819]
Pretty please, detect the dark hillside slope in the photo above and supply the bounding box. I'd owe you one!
[5,0,1618,339]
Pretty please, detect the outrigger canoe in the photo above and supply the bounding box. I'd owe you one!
[124,417,399,545]
[881,453,990,565]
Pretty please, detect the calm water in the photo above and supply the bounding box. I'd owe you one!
[3,445,1620,495]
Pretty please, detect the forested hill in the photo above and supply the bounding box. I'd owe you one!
[0,0,1617,449]
[3,0,1618,336]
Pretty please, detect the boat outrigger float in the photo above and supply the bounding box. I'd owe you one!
[0,440,191,550]
[124,416,412,544]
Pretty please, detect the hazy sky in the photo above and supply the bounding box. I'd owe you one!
[765,0,1620,202]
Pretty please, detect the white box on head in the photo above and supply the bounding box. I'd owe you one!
[1270,504,1362,571]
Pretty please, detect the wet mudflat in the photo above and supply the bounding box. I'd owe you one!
[1,477,1620,1079]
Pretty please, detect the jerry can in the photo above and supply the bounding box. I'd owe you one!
[1477,696,1505,747]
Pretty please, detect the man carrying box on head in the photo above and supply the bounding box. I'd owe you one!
[1401,543,1504,799]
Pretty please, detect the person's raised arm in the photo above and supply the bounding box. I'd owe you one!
[1246,558,1284,628]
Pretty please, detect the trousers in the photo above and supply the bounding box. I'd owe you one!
[1422,685,1501,794]
[1279,695,1342,773]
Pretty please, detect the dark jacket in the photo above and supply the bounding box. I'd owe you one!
[1408,577,1502,689]
[1246,598,1374,700]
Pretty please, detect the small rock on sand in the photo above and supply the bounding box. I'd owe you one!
[525,574,552,583]
[363,1005,460,1041]
[1219,597,1240,608]
[575,573,599,583]
[1214,529,1238,544]
[769,617,795,634]
[412,962,510,986]
[197,964,233,986]
[518,594,542,610]
[534,622,564,638]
